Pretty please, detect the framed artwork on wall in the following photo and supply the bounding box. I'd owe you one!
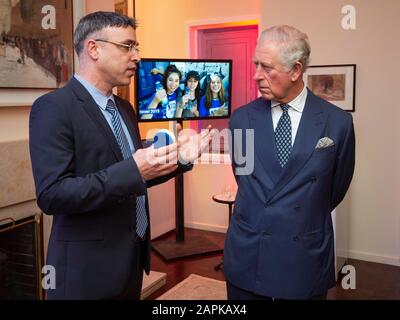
[303,64,356,112]
[0,0,74,89]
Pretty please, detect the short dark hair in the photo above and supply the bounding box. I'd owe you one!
[73,11,137,56]
[186,70,200,82]
[185,71,200,101]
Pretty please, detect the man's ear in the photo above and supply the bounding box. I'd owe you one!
[86,39,99,60]
[290,61,303,82]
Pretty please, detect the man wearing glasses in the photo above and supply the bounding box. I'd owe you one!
[29,11,213,300]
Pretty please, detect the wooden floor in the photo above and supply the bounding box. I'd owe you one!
[147,228,400,300]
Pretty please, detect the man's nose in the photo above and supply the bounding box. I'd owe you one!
[254,65,264,81]
[131,51,140,62]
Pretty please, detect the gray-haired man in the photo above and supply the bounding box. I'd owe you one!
[224,25,355,300]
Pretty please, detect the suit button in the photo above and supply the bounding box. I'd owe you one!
[310,176,317,183]
[262,231,270,236]
[293,236,300,241]
[264,202,271,208]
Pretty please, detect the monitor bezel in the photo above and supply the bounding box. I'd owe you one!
[135,58,233,122]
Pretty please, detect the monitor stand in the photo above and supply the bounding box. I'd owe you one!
[151,120,224,260]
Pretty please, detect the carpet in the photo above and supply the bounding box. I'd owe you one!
[156,274,227,300]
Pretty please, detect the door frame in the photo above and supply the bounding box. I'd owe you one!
[185,15,260,130]
[185,15,261,59]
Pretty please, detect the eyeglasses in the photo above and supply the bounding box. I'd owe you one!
[95,39,140,54]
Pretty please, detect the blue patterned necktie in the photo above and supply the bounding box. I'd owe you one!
[275,104,292,167]
[105,99,148,238]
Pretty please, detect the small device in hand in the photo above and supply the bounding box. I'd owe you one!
[153,129,175,149]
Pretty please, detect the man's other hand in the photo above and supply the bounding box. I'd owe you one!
[133,143,178,180]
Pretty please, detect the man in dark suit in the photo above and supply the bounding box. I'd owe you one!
[29,11,213,300]
[223,25,355,300]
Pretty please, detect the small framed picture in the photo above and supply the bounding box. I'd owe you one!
[303,64,356,112]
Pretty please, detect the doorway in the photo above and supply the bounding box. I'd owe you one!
[190,23,258,134]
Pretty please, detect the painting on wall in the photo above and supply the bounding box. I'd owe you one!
[303,64,356,112]
[0,0,74,89]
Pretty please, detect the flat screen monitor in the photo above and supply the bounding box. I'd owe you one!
[136,58,232,122]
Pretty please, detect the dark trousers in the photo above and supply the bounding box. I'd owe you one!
[117,240,146,300]
[226,281,327,300]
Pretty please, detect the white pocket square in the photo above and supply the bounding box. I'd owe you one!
[315,137,335,149]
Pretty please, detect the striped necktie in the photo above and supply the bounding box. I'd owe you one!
[275,104,292,167]
[105,99,148,239]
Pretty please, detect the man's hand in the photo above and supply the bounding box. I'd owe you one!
[133,143,178,181]
[176,124,216,164]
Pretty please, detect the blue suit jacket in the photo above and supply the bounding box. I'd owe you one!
[223,89,355,299]
[29,78,190,299]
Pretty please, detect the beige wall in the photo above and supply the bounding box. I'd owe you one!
[85,0,114,13]
[262,0,399,266]
[136,0,261,58]
[0,106,30,143]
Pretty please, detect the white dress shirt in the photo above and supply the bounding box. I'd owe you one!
[271,85,308,146]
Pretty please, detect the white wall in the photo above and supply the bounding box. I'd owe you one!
[184,161,236,233]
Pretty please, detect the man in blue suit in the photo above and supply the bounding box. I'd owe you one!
[223,25,355,300]
[29,12,213,299]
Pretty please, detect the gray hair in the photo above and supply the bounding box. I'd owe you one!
[258,25,311,72]
[74,11,137,56]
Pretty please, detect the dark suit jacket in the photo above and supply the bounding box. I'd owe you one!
[223,89,355,299]
[29,78,190,299]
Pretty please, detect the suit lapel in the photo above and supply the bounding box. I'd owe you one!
[115,98,142,151]
[267,89,328,201]
[249,99,282,188]
[70,78,123,161]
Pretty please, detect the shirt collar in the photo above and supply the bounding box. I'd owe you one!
[271,84,307,113]
[74,74,115,111]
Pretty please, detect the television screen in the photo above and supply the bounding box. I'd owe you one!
[136,58,232,122]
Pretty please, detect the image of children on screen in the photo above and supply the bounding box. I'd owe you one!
[141,64,183,120]
[199,73,229,117]
[175,70,200,118]
[138,61,230,120]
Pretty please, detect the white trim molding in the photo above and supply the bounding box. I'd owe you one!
[338,249,400,267]
[185,221,227,234]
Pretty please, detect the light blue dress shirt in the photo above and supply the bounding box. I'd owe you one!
[74,74,135,154]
